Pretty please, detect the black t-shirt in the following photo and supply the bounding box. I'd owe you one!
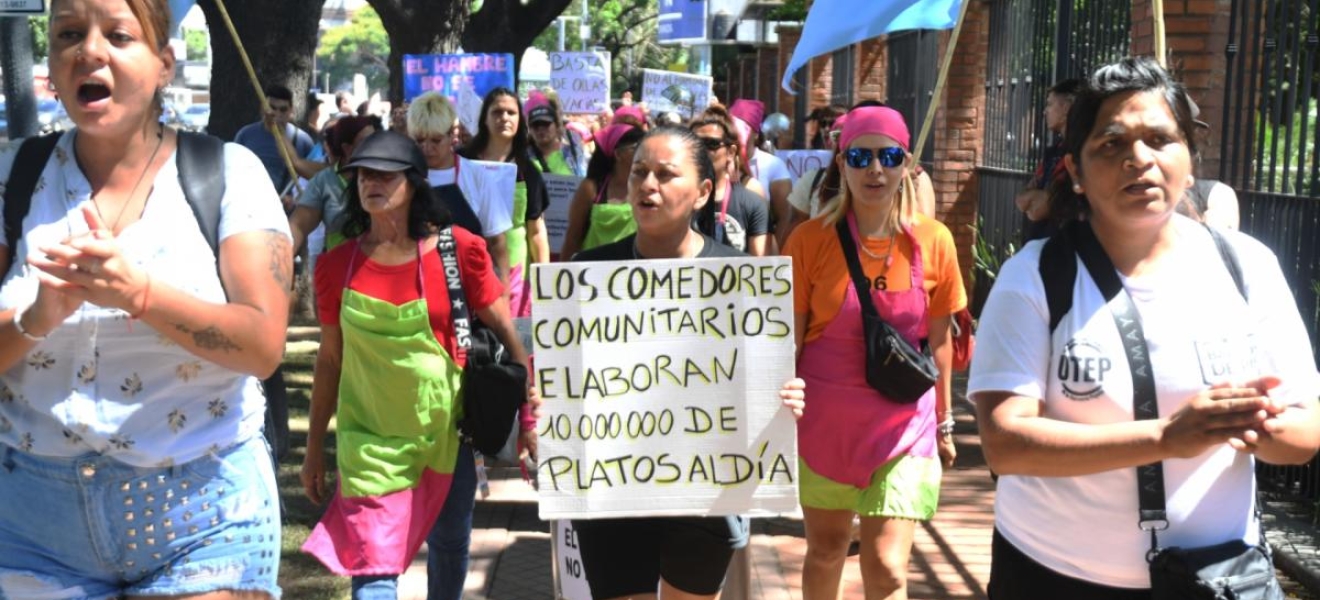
[519,156,550,221]
[716,185,770,252]
[573,232,747,262]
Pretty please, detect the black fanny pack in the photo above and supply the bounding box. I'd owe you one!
[436,227,528,457]
[835,218,937,403]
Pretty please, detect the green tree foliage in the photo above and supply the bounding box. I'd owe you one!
[28,15,47,62]
[183,28,209,62]
[530,0,682,96]
[317,6,390,94]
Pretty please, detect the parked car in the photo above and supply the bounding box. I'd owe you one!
[180,103,210,132]
[37,99,72,134]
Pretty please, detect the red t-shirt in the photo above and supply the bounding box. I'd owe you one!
[315,228,505,367]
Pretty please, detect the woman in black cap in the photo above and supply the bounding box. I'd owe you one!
[300,131,530,600]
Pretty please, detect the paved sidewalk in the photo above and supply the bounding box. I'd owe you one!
[396,409,995,600]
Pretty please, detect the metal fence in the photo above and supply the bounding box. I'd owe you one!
[888,29,940,167]
[1220,0,1320,505]
[975,0,1131,303]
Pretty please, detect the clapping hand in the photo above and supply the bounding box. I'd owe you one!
[28,205,150,320]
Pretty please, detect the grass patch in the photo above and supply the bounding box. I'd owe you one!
[276,330,350,599]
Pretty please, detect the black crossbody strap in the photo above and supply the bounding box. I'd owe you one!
[835,217,882,319]
[436,227,483,362]
[1071,223,1169,535]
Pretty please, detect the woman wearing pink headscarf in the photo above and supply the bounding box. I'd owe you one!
[784,106,966,599]
[730,99,803,248]
[558,124,646,258]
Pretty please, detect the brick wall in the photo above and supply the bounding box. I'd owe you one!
[931,0,990,280]
[757,47,781,113]
[776,24,835,149]
[855,37,888,104]
[1130,0,1232,179]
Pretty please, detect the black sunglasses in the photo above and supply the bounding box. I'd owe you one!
[698,137,728,152]
[844,147,906,169]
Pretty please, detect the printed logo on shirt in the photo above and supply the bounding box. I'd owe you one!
[1195,336,1260,385]
[1058,338,1113,400]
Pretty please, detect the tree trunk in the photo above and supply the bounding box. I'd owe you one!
[461,0,573,85]
[369,0,471,105]
[196,0,325,141]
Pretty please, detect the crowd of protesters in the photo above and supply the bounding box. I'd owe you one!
[2,2,1317,598]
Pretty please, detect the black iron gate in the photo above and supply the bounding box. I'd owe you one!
[1221,0,1320,504]
[888,30,940,167]
[975,0,1130,309]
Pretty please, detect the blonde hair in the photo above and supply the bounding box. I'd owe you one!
[407,92,457,138]
[819,158,919,231]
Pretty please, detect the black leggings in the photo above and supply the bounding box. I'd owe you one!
[989,529,1152,600]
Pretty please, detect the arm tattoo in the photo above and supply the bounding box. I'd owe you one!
[174,323,242,352]
[263,231,294,294]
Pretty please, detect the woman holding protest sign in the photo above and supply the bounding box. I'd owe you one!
[558,123,645,259]
[784,105,965,600]
[688,106,771,256]
[561,125,805,600]
[461,87,549,317]
[301,131,529,600]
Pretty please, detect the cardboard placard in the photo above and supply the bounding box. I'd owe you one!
[551,52,612,115]
[540,173,583,256]
[641,69,713,119]
[775,150,836,184]
[532,258,799,520]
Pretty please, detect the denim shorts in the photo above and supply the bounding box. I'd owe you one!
[0,436,281,599]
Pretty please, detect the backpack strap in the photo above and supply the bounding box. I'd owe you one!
[1206,225,1245,298]
[1039,220,1247,334]
[175,131,226,257]
[4,133,63,256]
[1038,221,1079,333]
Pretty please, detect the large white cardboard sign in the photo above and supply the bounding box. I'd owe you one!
[532,257,799,520]
[551,52,611,115]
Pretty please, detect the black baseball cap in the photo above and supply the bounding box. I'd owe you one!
[341,131,426,177]
[528,104,557,124]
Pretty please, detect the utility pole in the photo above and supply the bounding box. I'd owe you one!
[1,16,39,139]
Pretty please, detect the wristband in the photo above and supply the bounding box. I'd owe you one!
[937,419,956,437]
[13,304,48,342]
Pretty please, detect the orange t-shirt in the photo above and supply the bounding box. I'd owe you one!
[784,212,967,344]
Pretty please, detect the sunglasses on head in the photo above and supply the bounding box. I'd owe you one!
[698,137,728,152]
[844,146,906,169]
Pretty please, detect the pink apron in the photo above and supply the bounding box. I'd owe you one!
[796,216,938,488]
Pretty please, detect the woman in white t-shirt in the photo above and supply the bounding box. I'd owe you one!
[0,1,291,596]
[968,57,1320,598]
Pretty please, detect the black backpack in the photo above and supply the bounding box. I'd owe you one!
[1038,220,1246,333]
[4,131,226,265]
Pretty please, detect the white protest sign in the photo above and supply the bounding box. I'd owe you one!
[775,150,836,184]
[551,52,611,115]
[532,257,799,520]
[460,158,518,234]
[541,173,583,256]
[554,520,593,600]
[641,69,713,119]
[456,77,484,138]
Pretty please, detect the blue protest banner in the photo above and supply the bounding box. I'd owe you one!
[402,53,517,103]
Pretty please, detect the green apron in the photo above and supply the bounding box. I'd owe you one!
[507,180,530,272]
[336,244,464,498]
[582,201,637,251]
